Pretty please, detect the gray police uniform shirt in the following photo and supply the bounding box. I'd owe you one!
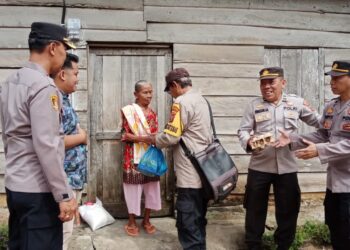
[156,89,212,189]
[0,62,73,202]
[290,97,350,193]
[238,93,320,174]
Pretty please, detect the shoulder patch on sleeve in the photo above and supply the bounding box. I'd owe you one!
[50,94,59,111]
[164,103,183,137]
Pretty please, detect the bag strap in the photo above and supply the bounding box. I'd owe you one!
[204,98,217,139]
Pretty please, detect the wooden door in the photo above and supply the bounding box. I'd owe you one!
[87,46,174,218]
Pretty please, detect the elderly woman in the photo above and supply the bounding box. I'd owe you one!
[121,80,161,236]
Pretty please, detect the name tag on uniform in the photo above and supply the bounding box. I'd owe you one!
[285,111,298,119]
[255,112,271,122]
[341,116,350,131]
[342,123,350,131]
[284,106,297,111]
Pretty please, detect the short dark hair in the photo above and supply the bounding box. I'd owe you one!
[62,53,79,70]
[28,38,54,53]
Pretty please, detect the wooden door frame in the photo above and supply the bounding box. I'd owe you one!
[86,43,175,217]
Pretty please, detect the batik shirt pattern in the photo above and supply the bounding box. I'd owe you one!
[62,93,87,189]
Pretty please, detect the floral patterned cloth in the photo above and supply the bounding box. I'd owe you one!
[61,93,87,189]
[121,107,160,184]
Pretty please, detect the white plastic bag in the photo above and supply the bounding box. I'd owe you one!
[79,198,115,231]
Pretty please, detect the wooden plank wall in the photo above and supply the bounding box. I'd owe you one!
[0,0,349,196]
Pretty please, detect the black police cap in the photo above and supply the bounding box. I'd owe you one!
[29,22,76,49]
[259,67,284,80]
[325,61,350,77]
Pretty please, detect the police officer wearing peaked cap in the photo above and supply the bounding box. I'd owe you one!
[140,68,212,249]
[238,67,321,250]
[278,60,350,249]
[0,22,77,250]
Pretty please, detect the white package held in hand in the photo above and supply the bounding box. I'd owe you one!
[79,198,115,231]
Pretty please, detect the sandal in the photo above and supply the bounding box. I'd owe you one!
[124,224,139,236]
[142,222,156,234]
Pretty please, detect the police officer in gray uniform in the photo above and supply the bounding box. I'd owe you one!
[238,67,320,250]
[140,68,212,249]
[0,22,77,250]
[276,61,350,249]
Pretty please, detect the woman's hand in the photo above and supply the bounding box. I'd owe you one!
[121,133,134,142]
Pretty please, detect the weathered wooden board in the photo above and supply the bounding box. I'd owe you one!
[81,29,146,42]
[0,0,143,10]
[205,96,255,117]
[102,141,122,204]
[324,84,337,101]
[192,77,260,96]
[67,0,143,10]
[299,50,320,134]
[0,50,29,68]
[0,28,146,48]
[233,172,327,194]
[145,0,350,14]
[214,117,241,135]
[317,49,325,114]
[0,28,30,48]
[87,54,102,200]
[0,6,60,27]
[264,49,281,67]
[148,24,350,48]
[145,6,350,33]
[324,49,350,67]
[0,49,85,69]
[219,135,247,155]
[174,63,262,78]
[102,56,121,132]
[72,90,87,112]
[174,44,264,64]
[67,8,146,30]
[75,111,87,129]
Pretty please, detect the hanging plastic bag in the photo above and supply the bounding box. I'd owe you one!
[137,145,168,176]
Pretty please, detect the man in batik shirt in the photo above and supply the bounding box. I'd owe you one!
[53,53,87,250]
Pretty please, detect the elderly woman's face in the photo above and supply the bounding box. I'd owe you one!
[134,83,153,106]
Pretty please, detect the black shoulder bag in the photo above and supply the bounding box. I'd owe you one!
[180,99,239,202]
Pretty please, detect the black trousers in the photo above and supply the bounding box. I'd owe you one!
[6,188,63,250]
[176,188,209,250]
[244,169,301,250]
[324,189,350,250]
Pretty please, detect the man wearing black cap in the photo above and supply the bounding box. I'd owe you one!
[238,67,320,250]
[0,22,77,249]
[276,61,350,249]
[140,68,212,249]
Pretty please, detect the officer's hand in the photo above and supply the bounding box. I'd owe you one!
[247,137,254,149]
[295,139,318,159]
[59,198,78,222]
[77,124,87,145]
[273,129,290,148]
